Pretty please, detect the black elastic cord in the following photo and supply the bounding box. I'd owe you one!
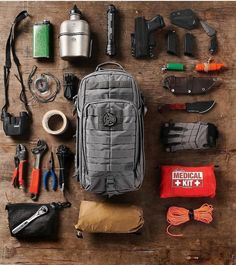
[188,209,194,220]
[1,11,30,120]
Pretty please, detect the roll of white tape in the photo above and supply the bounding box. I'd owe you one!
[42,110,68,135]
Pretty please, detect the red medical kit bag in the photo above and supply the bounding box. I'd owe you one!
[160,165,216,198]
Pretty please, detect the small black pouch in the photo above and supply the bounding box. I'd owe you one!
[207,123,219,147]
[6,202,70,239]
[166,30,178,56]
[184,33,195,57]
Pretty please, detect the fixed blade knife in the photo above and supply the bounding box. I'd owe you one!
[158,100,215,114]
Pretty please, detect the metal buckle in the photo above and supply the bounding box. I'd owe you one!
[106,177,115,191]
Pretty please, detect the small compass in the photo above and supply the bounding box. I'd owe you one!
[34,75,49,93]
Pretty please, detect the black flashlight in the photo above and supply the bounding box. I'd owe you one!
[106,4,117,56]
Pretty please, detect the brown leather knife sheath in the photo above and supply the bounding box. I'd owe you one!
[163,76,221,95]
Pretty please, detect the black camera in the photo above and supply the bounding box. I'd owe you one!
[131,15,165,58]
[2,111,30,136]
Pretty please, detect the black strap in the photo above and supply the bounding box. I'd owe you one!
[188,209,194,220]
[2,11,30,120]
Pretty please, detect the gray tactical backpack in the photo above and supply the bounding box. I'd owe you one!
[75,62,145,196]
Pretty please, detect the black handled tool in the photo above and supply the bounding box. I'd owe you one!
[209,35,217,54]
[56,145,70,193]
[106,4,117,56]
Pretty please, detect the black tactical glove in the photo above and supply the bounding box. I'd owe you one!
[160,122,218,152]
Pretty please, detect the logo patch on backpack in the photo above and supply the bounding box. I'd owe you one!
[103,112,117,127]
[172,170,203,188]
[98,109,123,131]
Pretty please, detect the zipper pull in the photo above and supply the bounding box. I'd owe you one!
[73,96,78,116]
[12,205,48,235]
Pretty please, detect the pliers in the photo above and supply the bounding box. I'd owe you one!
[11,144,27,190]
[43,151,58,191]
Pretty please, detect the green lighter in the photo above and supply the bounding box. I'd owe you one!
[162,63,185,71]
[33,20,52,59]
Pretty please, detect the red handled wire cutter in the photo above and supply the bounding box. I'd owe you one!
[11,144,27,190]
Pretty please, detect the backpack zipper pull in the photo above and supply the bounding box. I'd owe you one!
[73,96,78,116]
[12,205,48,234]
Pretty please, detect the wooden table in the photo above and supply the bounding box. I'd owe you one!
[0,1,235,264]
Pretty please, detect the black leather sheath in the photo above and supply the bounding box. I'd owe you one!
[163,76,221,95]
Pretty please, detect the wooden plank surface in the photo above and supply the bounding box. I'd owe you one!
[0,1,235,264]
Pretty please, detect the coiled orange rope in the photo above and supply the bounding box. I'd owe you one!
[166,203,213,237]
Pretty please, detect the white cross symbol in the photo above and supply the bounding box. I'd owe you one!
[194,180,201,186]
[175,180,181,186]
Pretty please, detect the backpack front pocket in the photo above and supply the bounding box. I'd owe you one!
[83,100,137,174]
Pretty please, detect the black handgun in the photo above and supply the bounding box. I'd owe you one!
[131,15,165,58]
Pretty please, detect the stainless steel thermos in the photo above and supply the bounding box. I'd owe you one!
[59,5,92,60]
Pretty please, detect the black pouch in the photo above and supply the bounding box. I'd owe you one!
[207,123,219,147]
[5,202,71,239]
[2,111,30,136]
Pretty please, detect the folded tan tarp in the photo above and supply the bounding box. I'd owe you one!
[75,200,144,233]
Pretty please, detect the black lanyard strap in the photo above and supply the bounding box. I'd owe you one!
[2,10,30,120]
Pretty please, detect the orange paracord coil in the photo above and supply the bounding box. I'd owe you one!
[166,203,213,237]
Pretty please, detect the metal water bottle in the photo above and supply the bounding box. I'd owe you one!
[59,5,92,60]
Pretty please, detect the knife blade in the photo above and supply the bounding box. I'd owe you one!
[158,100,215,114]
[186,100,215,113]
[200,20,216,37]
